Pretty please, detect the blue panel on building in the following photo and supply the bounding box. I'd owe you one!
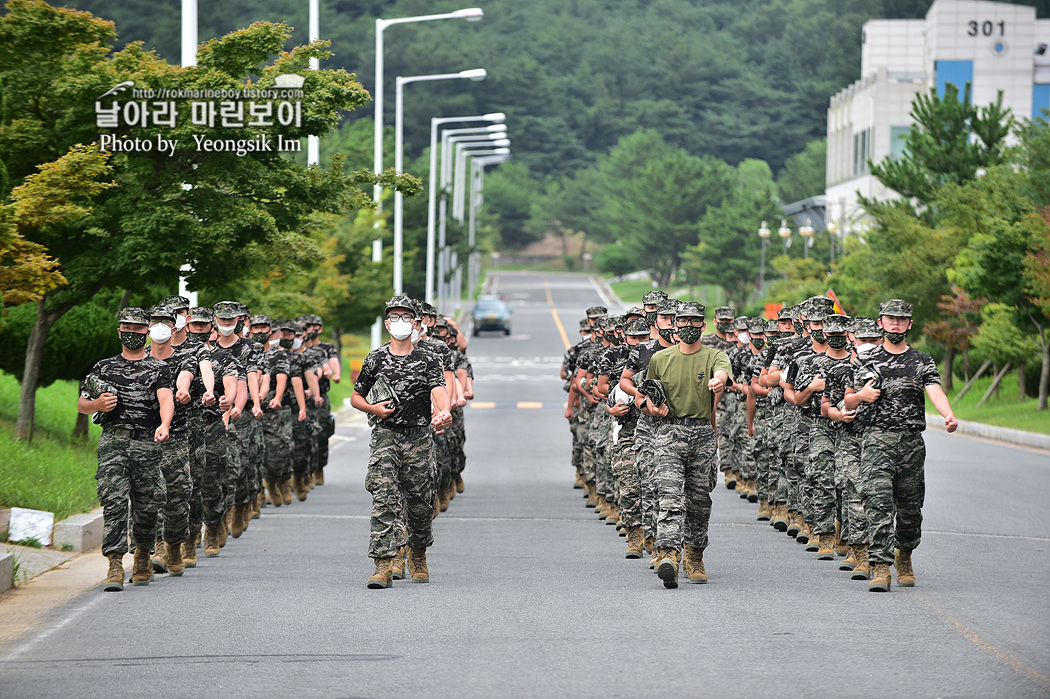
[1034,84,1050,120]
[935,60,973,99]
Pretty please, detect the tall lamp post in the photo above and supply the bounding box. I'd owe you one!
[758,220,771,290]
[393,68,486,294]
[826,220,839,265]
[468,154,510,298]
[799,218,814,260]
[778,219,792,257]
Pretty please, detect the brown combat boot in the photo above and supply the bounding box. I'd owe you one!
[804,525,819,552]
[315,468,325,486]
[574,469,584,489]
[869,562,892,592]
[266,480,283,508]
[786,511,801,538]
[649,544,659,570]
[217,514,229,549]
[164,541,185,576]
[293,474,309,502]
[895,548,916,587]
[834,521,848,556]
[204,526,221,558]
[625,527,644,559]
[131,548,152,585]
[656,548,680,588]
[841,545,858,571]
[772,504,788,531]
[231,504,247,538]
[595,495,608,519]
[851,545,871,580]
[605,505,620,526]
[407,547,430,583]
[438,488,450,513]
[725,470,737,490]
[816,533,835,560]
[391,547,406,580]
[279,478,293,505]
[455,474,465,493]
[447,482,456,502]
[585,483,598,508]
[251,494,262,519]
[684,545,708,584]
[747,479,759,503]
[182,540,198,568]
[103,553,124,592]
[367,558,393,589]
[150,544,168,574]
[757,500,772,521]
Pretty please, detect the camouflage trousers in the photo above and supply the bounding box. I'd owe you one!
[315,394,333,472]
[634,415,659,541]
[834,429,867,545]
[190,416,234,530]
[154,433,191,545]
[592,410,615,498]
[751,404,777,501]
[294,404,321,478]
[262,409,294,485]
[580,403,599,485]
[612,427,641,528]
[860,428,926,565]
[769,402,790,505]
[230,414,264,506]
[96,431,164,556]
[793,412,814,521]
[222,419,243,516]
[720,395,747,477]
[450,406,466,477]
[569,404,583,475]
[807,417,838,535]
[365,425,436,558]
[652,421,717,551]
[434,428,454,494]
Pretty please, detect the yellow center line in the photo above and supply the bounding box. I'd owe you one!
[551,308,570,350]
[470,401,496,409]
[544,279,553,305]
[516,401,543,409]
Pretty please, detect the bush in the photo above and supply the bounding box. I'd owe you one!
[596,244,634,278]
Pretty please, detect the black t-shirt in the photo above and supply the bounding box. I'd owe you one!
[864,346,941,431]
[82,355,172,431]
[354,345,445,429]
[151,349,197,434]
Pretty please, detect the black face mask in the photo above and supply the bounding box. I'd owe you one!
[883,329,908,344]
[187,331,211,344]
[793,321,804,335]
[658,327,675,343]
[716,322,733,334]
[645,311,657,326]
[252,332,270,344]
[826,335,848,350]
[279,338,294,350]
[751,337,766,350]
[120,331,147,350]
[234,320,244,335]
[811,330,826,344]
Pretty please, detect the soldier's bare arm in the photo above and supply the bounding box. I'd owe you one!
[925,384,958,432]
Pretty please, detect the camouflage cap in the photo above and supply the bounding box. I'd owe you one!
[807,296,835,315]
[117,306,150,325]
[278,319,298,332]
[642,290,668,305]
[188,307,213,323]
[625,306,645,319]
[747,318,766,334]
[602,316,619,332]
[433,317,450,330]
[213,301,241,319]
[311,314,324,326]
[656,298,679,315]
[879,299,913,318]
[148,304,176,322]
[734,316,750,331]
[295,314,311,325]
[823,313,851,334]
[385,295,415,313]
[578,319,590,330]
[161,295,190,311]
[625,317,651,335]
[789,304,804,320]
[808,307,829,323]
[676,301,705,319]
[235,303,249,317]
[420,302,437,317]
[586,305,608,319]
[766,320,780,335]
[854,317,882,338]
[713,306,734,321]
[777,308,793,321]
[249,314,272,327]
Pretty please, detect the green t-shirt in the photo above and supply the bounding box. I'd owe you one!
[646,344,734,420]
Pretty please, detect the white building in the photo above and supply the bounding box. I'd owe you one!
[825,0,1050,232]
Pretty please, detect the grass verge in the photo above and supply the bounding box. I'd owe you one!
[927,370,1050,435]
[0,423,99,521]
[609,278,725,307]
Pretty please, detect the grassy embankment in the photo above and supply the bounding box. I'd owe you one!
[927,371,1050,435]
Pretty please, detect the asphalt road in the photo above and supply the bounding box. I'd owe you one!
[1,271,1048,698]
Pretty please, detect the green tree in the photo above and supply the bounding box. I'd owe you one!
[777,139,825,204]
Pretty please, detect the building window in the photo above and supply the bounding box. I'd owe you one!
[853,128,871,176]
[890,126,910,159]
[935,60,973,100]
[1034,84,1050,121]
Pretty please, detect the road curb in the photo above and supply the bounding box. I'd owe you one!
[592,275,625,309]
[925,413,1050,451]
[0,552,12,593]
[52,509,104,553]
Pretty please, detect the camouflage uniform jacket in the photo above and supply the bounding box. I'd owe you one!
[354,345,445,429]
[261,347,292,412]
[624,337,664,385]
[200,346,243,421]
[150,348,197,435]
[860,346,940,432]
[81,355,172,431]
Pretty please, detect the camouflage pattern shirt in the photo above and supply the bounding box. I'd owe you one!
[200,346,243,420]
[861,346,941,432]
[150,349,198,434]
[742,349,770,408]
[81,355,172,431]
[261,347,292,412]
[354,345,445,429]
[824,358,863,434]
[701,334,735,352]
[624,338,665,384]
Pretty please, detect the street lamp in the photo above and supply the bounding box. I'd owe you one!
[826,220,839,264]
[758,220,771,290]
[454,139,511,221]
[778,219,792,257]
[799,218,814,260]
[468,154,510,297]
[392,68,486,294]
[427,114,506,303]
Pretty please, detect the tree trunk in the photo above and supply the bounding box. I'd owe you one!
[955,358,991,401]
[72,411,90,441]
[1018,360,1026,402]
[118,289,132,309]
[976,362,1011,410]
[559,231,568,259]
[942,346,956,394]
[16,300,58,442]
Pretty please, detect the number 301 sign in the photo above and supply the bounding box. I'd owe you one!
[968,20,1005,36]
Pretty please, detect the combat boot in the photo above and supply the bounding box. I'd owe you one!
[279,478,293,505]
[150,544,168,574]
[392,547,406,580]
[585,484,597,508]
[103,554,124,592]
[737,479,748,499]
[841,545,858,571]
[786,511,801,538]
[796,520,810,544]
[293,474,309,502]
[164,541,185,576]
[266,480,283,508]
[455,473,465,493]
[747,480,758,503]
[724,470,737,490]
[894,548,916,587]
[605,505,620,526]
[447,482,456,502]
[656,548,680,589]
[816,533,835,560]
[851,545,871,580]
[251,494,262,519]
[315,468,325,486]
[131,548,152,586]
[684,545,708,584]
[182,540,197,568]
[869,563,892,592]
[407,547,430,583]
[757,500,772,521]
[625,527,644,559]
[574,470,584,489]
[649,545,659,570]
[438,487,450,513]
[367,558,393,589]
[204,526,221,558]
[772,504,788,532]
[231,504,248,538]
[834,521,848,556]
[804,526,819,552]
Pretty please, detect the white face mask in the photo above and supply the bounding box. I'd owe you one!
[582,333,592,341]
[174,315,187,331]
[149,324,172,343]
[216,323,237,337]
[292,337,303,350]
[388,319,413,341]
[856,342,876,357]
[737,332,749,344]
[411,329,420,344]
[269,338,280,347]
